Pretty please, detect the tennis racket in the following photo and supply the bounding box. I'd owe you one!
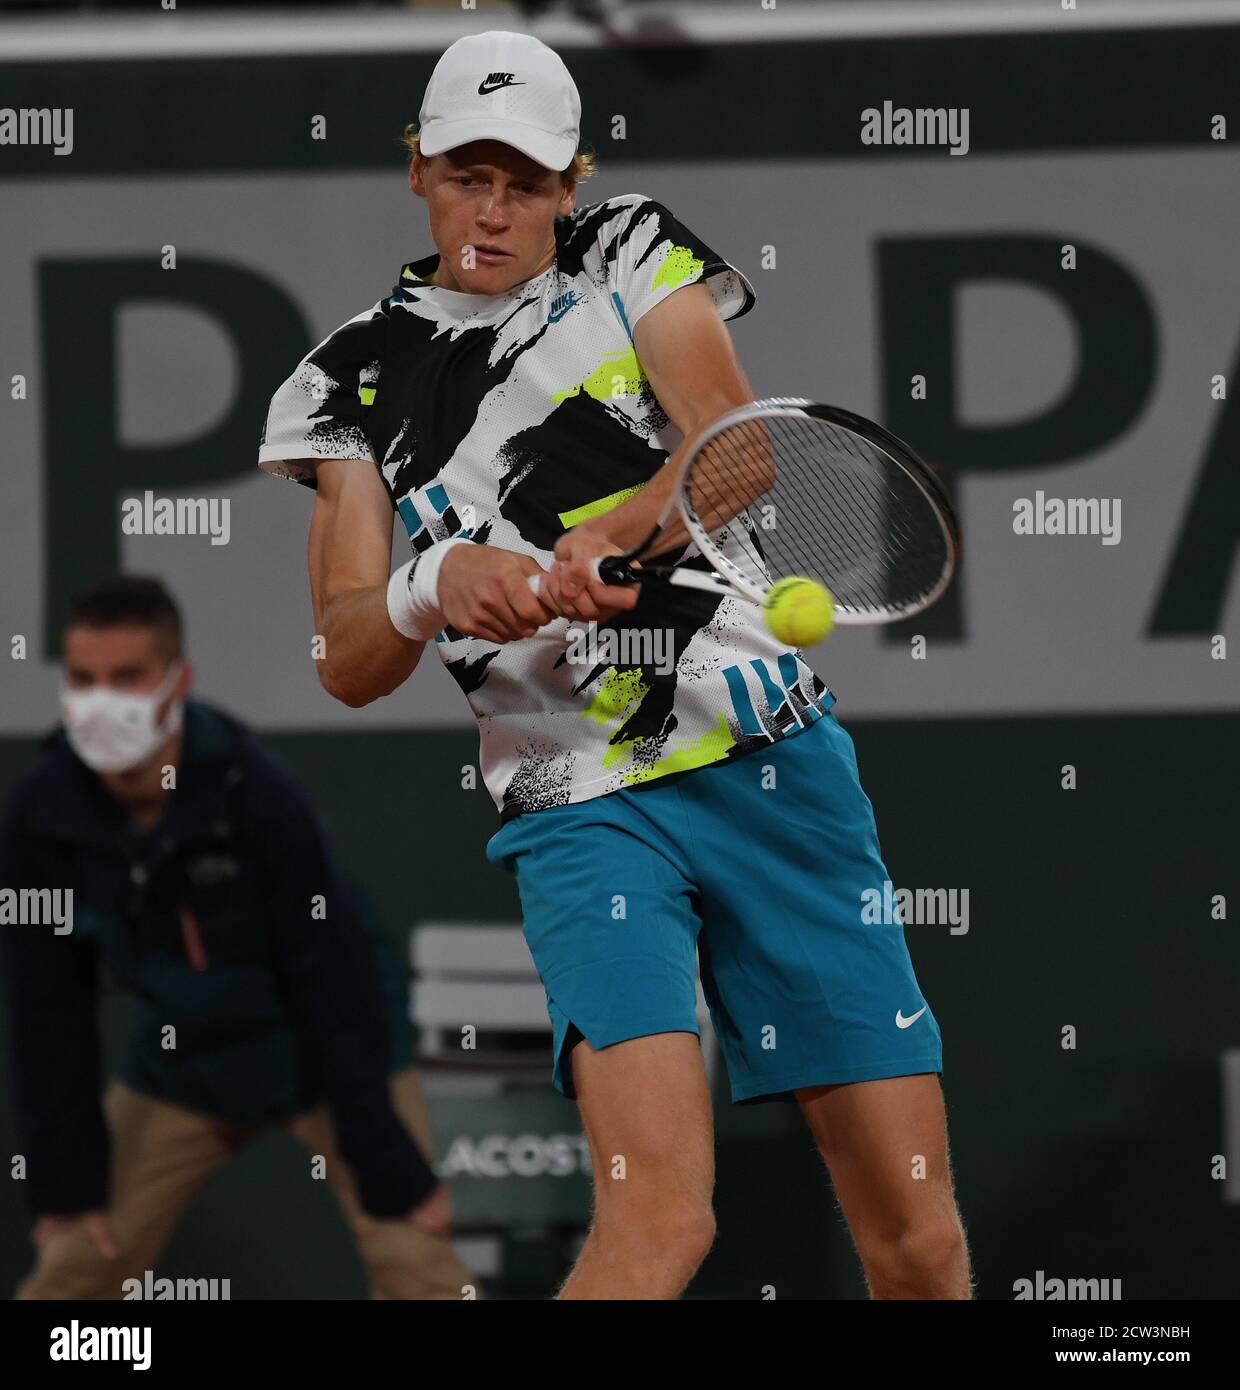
[532,398,959,630]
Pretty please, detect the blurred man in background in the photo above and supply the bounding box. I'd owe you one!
[0,575,474,1299]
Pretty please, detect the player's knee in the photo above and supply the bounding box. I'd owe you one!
[666,1203,717,1267]
[883,1215,966,1290]
[597,1197,717,1269]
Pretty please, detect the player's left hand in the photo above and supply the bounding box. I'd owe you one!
[541,522,643,624]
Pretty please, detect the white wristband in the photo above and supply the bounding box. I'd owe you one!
[386,538,472,641]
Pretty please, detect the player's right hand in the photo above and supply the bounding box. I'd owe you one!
[437,544,556,643]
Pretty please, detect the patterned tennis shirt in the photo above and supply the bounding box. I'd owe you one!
[259,193,833,819]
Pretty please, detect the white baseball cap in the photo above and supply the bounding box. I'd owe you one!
[417,31,582,173]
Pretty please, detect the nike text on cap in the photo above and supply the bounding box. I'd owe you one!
[417,30,582,173]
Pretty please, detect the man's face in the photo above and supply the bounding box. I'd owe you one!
[410,139,576,295]
[64,624,184,713]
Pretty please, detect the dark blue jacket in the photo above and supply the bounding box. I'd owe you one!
[0,700,436,1219]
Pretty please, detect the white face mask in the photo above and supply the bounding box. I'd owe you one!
[61,662,185,774]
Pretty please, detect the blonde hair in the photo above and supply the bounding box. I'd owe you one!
[401,125,597,185]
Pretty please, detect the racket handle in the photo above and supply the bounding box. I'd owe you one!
[526,572,543,597]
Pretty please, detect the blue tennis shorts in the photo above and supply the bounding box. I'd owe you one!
[485,709,942,1103]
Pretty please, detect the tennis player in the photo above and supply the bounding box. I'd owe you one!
[259,30,970,1299]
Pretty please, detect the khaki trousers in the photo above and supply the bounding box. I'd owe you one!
[16,1065,478,1300]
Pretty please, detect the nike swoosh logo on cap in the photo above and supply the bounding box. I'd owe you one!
[478,76,526,96]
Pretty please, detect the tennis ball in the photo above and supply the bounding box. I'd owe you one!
[764,577,835,646]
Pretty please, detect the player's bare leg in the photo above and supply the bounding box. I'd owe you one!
[557,1032,716,1300]
[797,1072,972,1298]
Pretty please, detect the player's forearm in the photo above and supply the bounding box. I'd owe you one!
[317,584,424,708]
[592,442,692,556]
[591,399,766,558]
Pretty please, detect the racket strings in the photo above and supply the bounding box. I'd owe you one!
[683,413,951,618]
